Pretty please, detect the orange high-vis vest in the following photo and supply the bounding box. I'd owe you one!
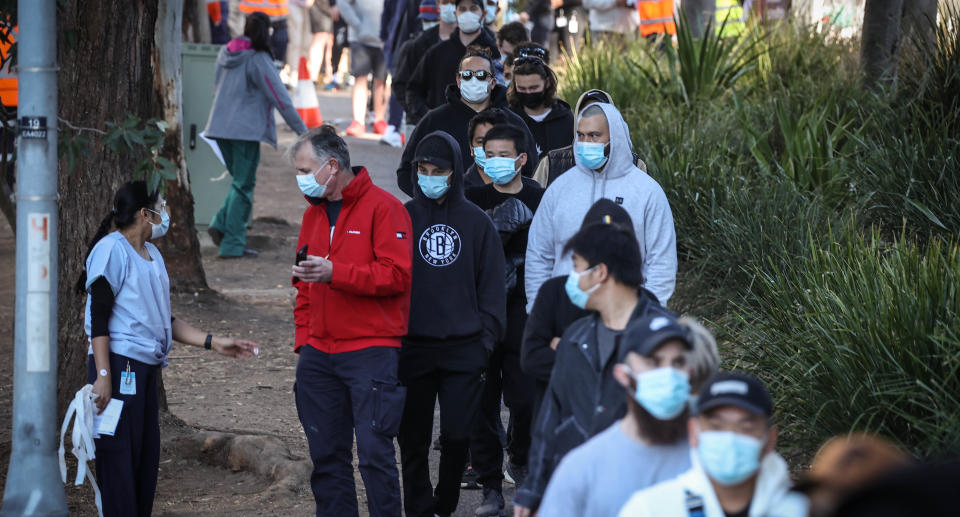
[238,0,289,18]
[637,0,676,37]
[0,23,17,107]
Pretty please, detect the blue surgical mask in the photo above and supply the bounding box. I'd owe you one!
[564,266,599,309]
[149,209,169,240]
[297,166,332,198]
[484,4,498,24]
[576,141,609,170]
[632,367,691,420]
[473,146,487,169]
[440,4,457,24]
[418,173,451,200]
[697,430,765,486]
[484,156,521,185]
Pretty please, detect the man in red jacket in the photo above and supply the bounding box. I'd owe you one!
[290,125,413,517]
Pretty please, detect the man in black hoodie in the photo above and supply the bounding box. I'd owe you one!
[397,50,539,197]
[465,124,545,517]
[393,0,459,127]
[406,0,501,122]
[399,130,507,517]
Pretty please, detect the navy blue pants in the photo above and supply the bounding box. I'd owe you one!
[294,345,405,517]
[86,354,160,517]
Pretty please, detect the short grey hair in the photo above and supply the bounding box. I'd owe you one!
[289,125,352,172]
[580,104,606,119]
[678,316,721,392]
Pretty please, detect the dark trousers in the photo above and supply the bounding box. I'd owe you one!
[398,341,486,517]
[86,354,160,517]
[294,345,405,517]
[470,343,535,490]
[329,20,348,76]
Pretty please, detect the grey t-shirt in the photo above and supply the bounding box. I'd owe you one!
[538,419,692,517]
[595,323,624,367]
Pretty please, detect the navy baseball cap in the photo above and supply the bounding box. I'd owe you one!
[695,372,773,418]
[619,314,692,362]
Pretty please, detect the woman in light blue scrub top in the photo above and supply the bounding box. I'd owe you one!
[75,181,259,517]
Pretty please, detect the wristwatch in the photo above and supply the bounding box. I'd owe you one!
[99,369,108,377]
[204,333,213,350]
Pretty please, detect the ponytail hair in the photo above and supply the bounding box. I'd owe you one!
[244,12,273,59]
[74,181,159,293]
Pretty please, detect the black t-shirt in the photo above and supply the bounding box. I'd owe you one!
[325,199,343,226]
[465,176,544,213]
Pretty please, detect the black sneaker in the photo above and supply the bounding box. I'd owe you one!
[461,464,481,490]
[474,487,505,517]
[503,461,528,487]
[207,226,223,247]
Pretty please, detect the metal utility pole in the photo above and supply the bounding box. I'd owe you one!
[1,0,69,515]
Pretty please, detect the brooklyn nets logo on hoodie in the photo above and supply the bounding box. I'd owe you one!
[419,224,461,266]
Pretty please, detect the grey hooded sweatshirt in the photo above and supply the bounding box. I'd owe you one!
[524,102,677,309]
[338,0,384,47]
[203,37,307,148]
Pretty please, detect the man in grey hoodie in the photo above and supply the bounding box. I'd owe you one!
[336,0,388,137]
[524,102,677,309]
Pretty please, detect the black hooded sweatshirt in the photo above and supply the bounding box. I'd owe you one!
[392,25,440,124]
[405,27,501,123]
[403,131,507,372]
[397,84,540,197]
[510,99,575,157]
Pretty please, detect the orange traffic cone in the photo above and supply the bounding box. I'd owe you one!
[294,57,323,129]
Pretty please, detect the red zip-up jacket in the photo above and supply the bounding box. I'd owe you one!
[293,168,413,354]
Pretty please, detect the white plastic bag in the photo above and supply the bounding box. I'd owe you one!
[59,384,103,517]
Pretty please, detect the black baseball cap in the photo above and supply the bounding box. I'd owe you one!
[695,372,773,418]
[414,134,455,170]
[619,314,692,362]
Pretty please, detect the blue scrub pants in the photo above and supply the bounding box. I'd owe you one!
[86,354,160,517]
[294,345,406,517]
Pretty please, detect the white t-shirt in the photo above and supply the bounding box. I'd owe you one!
[528,107,553,123]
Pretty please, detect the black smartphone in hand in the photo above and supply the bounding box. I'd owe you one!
[296,244,309,265]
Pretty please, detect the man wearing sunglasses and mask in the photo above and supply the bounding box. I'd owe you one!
[397,48,539,197]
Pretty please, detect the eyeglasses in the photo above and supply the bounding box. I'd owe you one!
[459,69,492,81]
[145,200,167,216]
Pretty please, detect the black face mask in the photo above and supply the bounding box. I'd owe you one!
[516,90,547,109]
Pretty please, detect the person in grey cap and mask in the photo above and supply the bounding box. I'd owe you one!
[618,372,809,517]
[538,315,721,517]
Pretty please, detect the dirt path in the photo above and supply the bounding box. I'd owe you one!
[2,90,513,516]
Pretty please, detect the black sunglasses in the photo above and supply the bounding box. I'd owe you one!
[517,46,549,61]
[514,56,546,67]
[459,70,492,81]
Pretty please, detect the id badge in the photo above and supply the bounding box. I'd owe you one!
[120,371,136,395]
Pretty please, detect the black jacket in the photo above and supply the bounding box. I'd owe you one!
[397,84,540,197]
[511,99,575,157]
[403,131,506,366]
[543,145,645,188]
[514,295,674,511]
[392,25,440,123]
[406,27,501,123]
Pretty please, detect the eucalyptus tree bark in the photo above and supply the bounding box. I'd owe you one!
[901,0,938,55]
[56,0,205,412]
[861,0,905,88]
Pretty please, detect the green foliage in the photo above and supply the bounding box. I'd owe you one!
[738,229,960,457]
[558,7,960,459]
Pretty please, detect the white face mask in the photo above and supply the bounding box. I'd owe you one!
[457,10,482,33]
[439,4,457,24]
[422,20,439,31]
[460,77,490,103]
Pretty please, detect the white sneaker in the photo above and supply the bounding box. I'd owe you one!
[380,125,403,148]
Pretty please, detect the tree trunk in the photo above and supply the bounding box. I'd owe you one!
[55,0,204,413]
[681,0,714,38]
[861,0,905,89]
[901,0,938,55]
